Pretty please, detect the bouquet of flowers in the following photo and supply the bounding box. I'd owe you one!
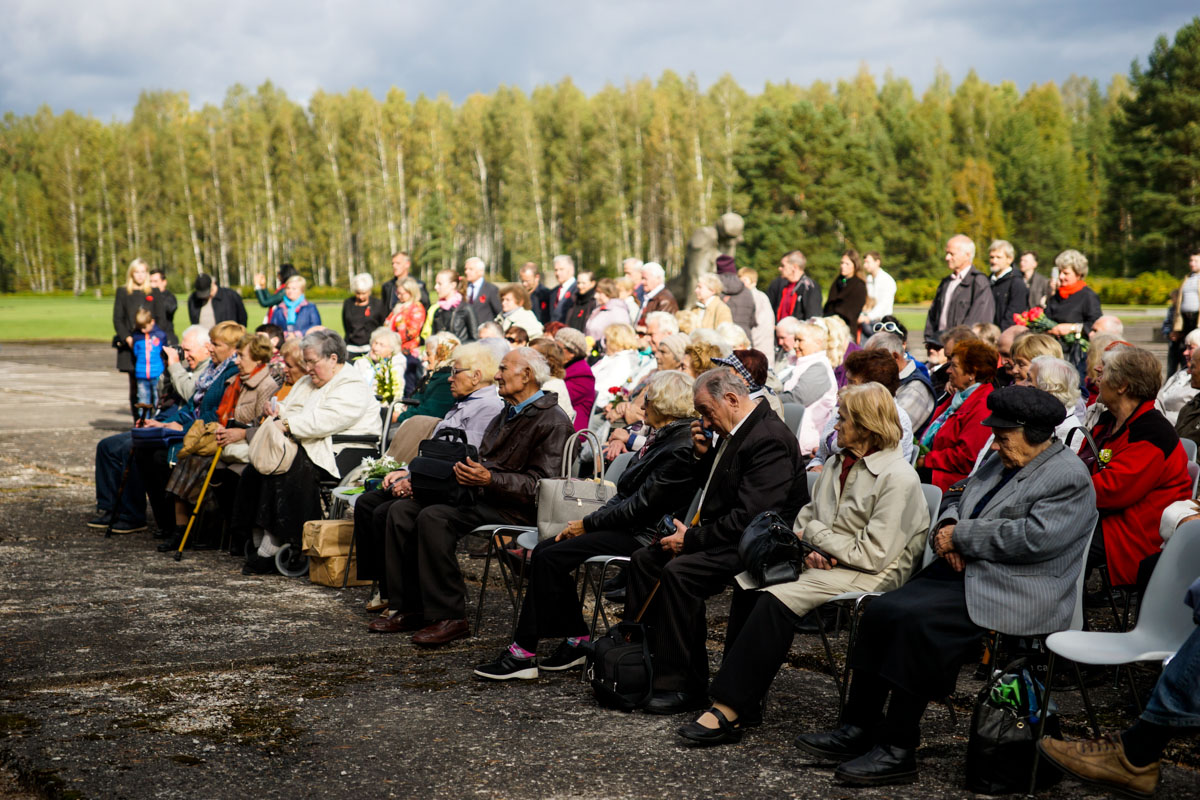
[374,358,399,405]
[607,386,630,410]
[1013,306,1089,355]
[345,455,406,495]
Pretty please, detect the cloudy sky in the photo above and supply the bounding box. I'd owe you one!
[2,1,1196,120]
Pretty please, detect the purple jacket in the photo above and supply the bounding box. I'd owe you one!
[563,357,597,432]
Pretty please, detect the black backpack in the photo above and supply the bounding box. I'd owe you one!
[583,582,659,710]
[408,427,479,507]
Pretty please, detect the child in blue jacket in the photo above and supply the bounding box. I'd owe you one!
[132,308,167,407]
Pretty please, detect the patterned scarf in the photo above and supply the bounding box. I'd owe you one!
[921,382,982,449]
[191,358,228,408]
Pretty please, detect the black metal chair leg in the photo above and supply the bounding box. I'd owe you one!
[814,609,846,714]
[1027,651,1058,797]
[474,535,496,635]
[1074,660,1102,738]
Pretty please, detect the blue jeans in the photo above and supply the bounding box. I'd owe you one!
[135,378,158,408]
[94,431,146,524]
[1141,622,1200,729]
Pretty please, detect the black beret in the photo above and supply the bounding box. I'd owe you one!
[981,385,1066,431]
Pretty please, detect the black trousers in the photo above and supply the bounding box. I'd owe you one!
[708,590,802,717]
[625,543,741,694]
[352,488,399,590]
[382,499,508,622]
[513,529,641,652]
[843,561,983,748]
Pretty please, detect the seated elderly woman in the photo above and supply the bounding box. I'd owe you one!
[352,341,505,613]
[917,340,998,491]
[391,332,459,427]
[365,347,574,646]
[236,329,379,575]
[528,337,577,424]
[591,323,653,410]
[1156,328,1200,423]
[272,338,304,403]
[796,386,1097,786]
[807,350,915,471]
[496,283,544,339]
[268,274,321,338]
[555,327,597,432]
[678,382,930,745]
[342,273,386,356]
[473,370,699,679]
[1084,346,1191,592]
[682,329,731,379]
[354,328,406,400]
[1008,333,1063,386]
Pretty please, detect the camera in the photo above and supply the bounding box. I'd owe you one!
[652,514,677,544]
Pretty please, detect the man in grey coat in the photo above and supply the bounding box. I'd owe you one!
[796,385,1097,787]
[923,234,996,345]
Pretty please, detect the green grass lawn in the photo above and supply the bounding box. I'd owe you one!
[0,295,345,340]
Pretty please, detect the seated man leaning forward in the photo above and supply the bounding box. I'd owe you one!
[677,382,930,745]
[368,347,574,647]
[795,385,1097,787]
[624,366,809,715]
[473,369,700,680]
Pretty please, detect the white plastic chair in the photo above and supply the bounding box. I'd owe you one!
[1181,436,1198,463]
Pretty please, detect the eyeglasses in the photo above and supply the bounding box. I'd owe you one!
[505,337,521,343]
[872,321,902,335]
[450,366,472,377]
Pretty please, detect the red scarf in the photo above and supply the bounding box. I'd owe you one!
[1057,279,1088,300]
[216,364,265,425]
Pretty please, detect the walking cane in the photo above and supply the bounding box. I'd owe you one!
[106,403,153,539]
[175,445,223,562]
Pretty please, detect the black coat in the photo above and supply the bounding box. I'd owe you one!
[380,276,430,312]
[529,284,554,323]
[550,282,578,324]
[564,288,597,332]
[823,276,868,327]
[1044,285,1103,336]
[923,267,995,343]
[682,400,808,553]
[342,296,387,346]
[113,287,176,372]
[465,280,503,321]
[583,420,697,536]
[430,302,479,342]
[990,270,1029,328]
[187,287,248,327]
[766,275,823,321]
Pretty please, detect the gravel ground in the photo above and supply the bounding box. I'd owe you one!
[0,339,1196,800]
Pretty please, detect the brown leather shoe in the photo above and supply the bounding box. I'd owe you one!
[367,611,425,634]
[1038,735,1159,799]
[411,618,470,647]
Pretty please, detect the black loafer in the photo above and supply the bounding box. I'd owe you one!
[645,691,708,715]
[242,555,276,575]
[794,724,876,762]
[833,744,918,786]
[677,707,743,746]
[156,538,181,553]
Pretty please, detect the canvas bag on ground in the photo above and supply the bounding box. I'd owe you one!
[536,429,616,540]
[248,418,297,475]
[408,427,479,507]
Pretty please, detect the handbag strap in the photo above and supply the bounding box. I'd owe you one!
[560,429,603,479]
[1066,425,1101,464]
[433,426,468,445]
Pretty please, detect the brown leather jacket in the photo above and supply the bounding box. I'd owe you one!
[479,391,574,523]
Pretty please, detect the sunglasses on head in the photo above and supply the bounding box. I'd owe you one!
[505,336,520,343]
[872,321,902,334]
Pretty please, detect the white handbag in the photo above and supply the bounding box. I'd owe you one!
[536,429,617,540]
[247,418,298,476]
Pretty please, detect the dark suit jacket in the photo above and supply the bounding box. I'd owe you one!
[923,267,994,343]
[766,275,823,321]
[1024,272,1050,309]
[550,281,578,324]
[682,400,808,553]
[991,270,1029,327]
[466,280,502,321]
[381,276,430,312]
[530,284,553,323]
[187,287,247,326]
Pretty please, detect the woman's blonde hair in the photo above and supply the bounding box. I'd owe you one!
[451,341,500,384]
[817,316,851,366]
[124,258,150,294]
[425,332,461,369]
[644,369,696,421]
[210,321,246,347]
[1087,334,1119,381]
[397,277,421,304]
[604,323,638,353]
[684,339,726,377]
[839,382,903,451]
[237,332,274,365]
[697,273,724,294]
[1012,333,1062,362]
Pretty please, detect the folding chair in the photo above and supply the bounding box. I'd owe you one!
[1181,436,1198,463]
[1027,521,1200,794]
[782,402,805,436]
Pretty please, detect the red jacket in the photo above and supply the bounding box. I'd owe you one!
[923,383,994,491]
[1089,401,1191,586]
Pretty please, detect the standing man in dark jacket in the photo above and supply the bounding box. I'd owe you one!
[520,262,554,324]
[381,252,430,312]
[370,348,573,646]
[148,267,177,336]
[767,250,823,322]
[564,270,597,332]
[716,254,755,340]
[187,274,247,327]
[625,367,808,713]
[473,370,700,680]
[987,239,1029,328]
[1020,251,1050,309]
[923,235,995,345]
[550,254,579,324]
[463,256,502,321]
[636,262,680,325]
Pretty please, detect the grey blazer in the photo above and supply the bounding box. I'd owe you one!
[941,441,1097,636]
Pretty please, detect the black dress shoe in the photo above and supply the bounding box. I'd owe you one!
[645,691,708,715]
[794,724,876,762]
[242,555,276,575]
[677,707,743,746]
[156,538,181,553]
[833,744,918,786]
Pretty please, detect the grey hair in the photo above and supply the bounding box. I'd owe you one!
[368,326,402,354]
[645,310,679,334]
[286,274,307,290]
[451,341,501,383]
[464,256,486,272]
[690,326,733,357]
[715,321,750,350]
[180,324,210,347]
[1093,315,1124,337]
[300,328,348,364]
[511,346,550,386]
[988,239,1015,260]
[480,336,511,365]
[952,235,977,260]
[554,326,588,357]
[698,272,723,294]
[552,254,575,274]
[641,261,665,281]
[775,316,803,337]
[782,250,807,270]
[865,331,905,356]
[695,366,750,400]
[477,321,505,339]
[622,257,644,273]
[1055,248,1089,278]
[349,272,374,293]
[1030,356,1081,409]
[645,369,696,420]
[1186,328,1200,349]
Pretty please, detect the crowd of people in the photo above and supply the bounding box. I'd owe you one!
[92,239,1200,796]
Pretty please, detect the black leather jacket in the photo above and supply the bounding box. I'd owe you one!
[582,418,698,538]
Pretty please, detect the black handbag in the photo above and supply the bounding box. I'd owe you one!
[584,582,658,711]
[408,427,480,507]
[965,657,1063,794]
[738,510,802,587]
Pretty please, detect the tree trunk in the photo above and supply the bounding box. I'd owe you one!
[176,137,204,281]
[207,126,230,283]
[375,116,397,257]
[396,143,409,253]
[523,126,548,268]
[261,153,280,271]
[100,167,118,287]
[322,122,352,286]
[65,144,84,295]
[474,145,492,266]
